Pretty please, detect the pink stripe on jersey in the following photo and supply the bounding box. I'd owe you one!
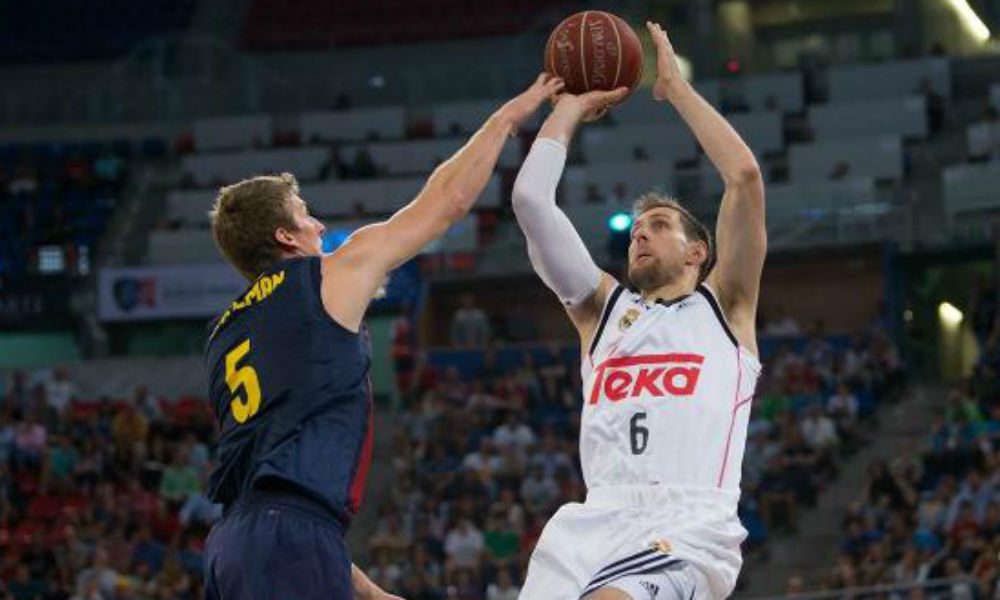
[716,347,744,488]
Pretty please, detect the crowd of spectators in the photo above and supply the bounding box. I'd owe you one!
[0,369,216,600]
[795,322,1000,597]
[0,310,907,600]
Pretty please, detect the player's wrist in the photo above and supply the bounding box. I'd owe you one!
[661,77,691,103]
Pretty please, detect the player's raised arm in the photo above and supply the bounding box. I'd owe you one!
[647,21,766,353]
[511,87,628,347]
[322,74,564,332]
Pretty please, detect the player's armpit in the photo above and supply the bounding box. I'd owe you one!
[318,187,459,331]
[569,272,620,351]
[706,167,766,354]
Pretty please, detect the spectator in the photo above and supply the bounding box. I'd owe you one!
[519,464,558,516]
[493,413,535,455]
[451,295,491,348]
[800,404,839,453]
[444,518,484,576]
[45,366,75,415]
[485,568,519,600]
[74,546,119,598]
[159,449,200,503]
[763,306,801,337]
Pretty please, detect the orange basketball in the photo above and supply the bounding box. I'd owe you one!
[544,10,644,96]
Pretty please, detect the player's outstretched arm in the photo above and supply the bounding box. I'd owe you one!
[511,88,627,348]
[321,74,564,332]
[352,564,403,600]
[647,21,766,354]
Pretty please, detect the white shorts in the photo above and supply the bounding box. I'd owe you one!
[519,485,745,600]
[602,563,704,600]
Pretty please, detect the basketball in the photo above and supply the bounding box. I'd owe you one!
[544,10,644,96]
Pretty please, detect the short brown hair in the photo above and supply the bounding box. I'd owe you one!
[209,173,300,280]
[632,193,715,283]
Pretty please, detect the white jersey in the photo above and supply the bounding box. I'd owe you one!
[520,283,761,599]
[581,283,761,493]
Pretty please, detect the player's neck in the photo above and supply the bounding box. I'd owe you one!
[639,277,697,304]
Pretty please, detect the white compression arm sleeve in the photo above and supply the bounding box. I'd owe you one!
[512,138,602,307]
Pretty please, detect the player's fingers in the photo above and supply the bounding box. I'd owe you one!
[544,77,566,95]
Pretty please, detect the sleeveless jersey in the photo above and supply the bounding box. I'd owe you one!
[204,256,373,527]
[581,283,760,494]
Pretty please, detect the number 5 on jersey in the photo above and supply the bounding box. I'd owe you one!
[226,338,261,423]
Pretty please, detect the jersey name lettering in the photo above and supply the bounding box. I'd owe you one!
[589,353,704,405]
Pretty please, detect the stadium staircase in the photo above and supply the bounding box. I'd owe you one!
[737,385,942,598]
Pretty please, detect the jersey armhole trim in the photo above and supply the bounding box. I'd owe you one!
[308,257,361,338]
[696,283,738,348]
[588,284,625,358]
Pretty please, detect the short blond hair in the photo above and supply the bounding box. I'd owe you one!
[632,193,715,283]
[209,173,300,280]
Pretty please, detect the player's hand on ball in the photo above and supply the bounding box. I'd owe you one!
[502,73,565,135]
[552,87,629,123]
[647,21,684,102]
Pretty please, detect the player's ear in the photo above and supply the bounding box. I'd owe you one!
[274,227,297,249]
[687,239,708,267]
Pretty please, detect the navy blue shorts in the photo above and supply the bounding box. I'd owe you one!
[204,491,352,600]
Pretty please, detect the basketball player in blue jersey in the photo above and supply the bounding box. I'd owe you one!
[201,74,565,600]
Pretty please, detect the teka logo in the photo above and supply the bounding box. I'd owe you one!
[589,354,704,405]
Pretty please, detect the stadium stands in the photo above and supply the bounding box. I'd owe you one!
[192,116,272,153]
[0,142,131,279]
[180,147,332,187]
[300,108,408,143]
[789,137,904,182]
[808,96,928,141]
[803,341,1000,596]
[942,162,1000,218]
[241,0,581,51]
[827,58,951,102]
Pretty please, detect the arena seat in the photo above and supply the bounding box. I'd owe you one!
[730,111,784,154]
[966,121,1000,159]
[430,100,534,136]
[992,83,1000,111]
[180,147,332,187]
[581,123,699,165]
[147,229,219,265]
[700,72,804,113]
[338,138,521,176]
[827,58,951,102]
[942,162,1000,217]
[808,96,928,141]
[305,175,504,216]
[562,162,676,205]
[788,137,903,182]
[168,175,505,228]
[300,108,407,143]
[193,115,273,152]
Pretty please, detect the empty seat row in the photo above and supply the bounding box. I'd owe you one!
[167,175,504,225]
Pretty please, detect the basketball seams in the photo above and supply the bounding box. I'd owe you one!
[579,11,589,92]
[609,13,623,89]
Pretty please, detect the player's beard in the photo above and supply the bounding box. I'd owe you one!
[628,254,683,293]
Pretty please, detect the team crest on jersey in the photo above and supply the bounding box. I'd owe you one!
[619,308,640,331]
[650,539,673,554]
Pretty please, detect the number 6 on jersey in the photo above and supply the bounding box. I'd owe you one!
[630,412,649,455]
[226,338,261,423]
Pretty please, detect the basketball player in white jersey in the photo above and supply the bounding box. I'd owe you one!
[511,22,766,600]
